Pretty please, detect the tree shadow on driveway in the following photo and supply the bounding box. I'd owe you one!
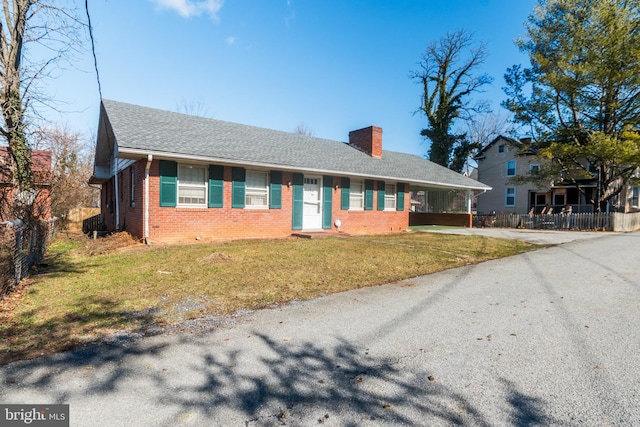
[2,330,559,426]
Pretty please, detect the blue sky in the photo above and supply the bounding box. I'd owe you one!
[44,0,537,157]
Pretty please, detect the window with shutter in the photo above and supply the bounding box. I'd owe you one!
[322,176,333,229]
[340,177,350,210]
[349,180,364,210]
[178,165,207,206]
[208,165,224,208]
[232,167,246,208]
[159,160,177,207]
[270,171,282,209]
[245,170,269,208]
[396,183,405,211]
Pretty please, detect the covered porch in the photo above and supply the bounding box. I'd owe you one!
[409,187,479,228]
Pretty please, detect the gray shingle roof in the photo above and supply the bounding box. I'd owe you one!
[98,99,490,190]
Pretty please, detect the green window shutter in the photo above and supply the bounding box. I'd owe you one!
[269,171,282,209]
[208,165,224,208]
[292,173,304,230]
[340,177,350,210]
[397,183,405,211]
[322,176,333,229]
[159,160,177,207]
[365,180,374,210]
[232,167,246,208]
[377,180,385,211]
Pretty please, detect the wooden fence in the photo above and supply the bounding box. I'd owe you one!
[473,212,640,232]
[67,207,100,231]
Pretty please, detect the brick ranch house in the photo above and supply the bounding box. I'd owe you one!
[90,100,490,243]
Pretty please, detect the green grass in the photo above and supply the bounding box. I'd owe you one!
[0,232,536,364]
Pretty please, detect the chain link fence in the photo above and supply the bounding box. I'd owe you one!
[0,218,57,299]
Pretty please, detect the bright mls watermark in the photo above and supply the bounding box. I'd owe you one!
[1,405,68,426]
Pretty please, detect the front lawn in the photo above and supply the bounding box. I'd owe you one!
[0,231,535,364]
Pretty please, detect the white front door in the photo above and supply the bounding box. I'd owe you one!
[303,176,322,230]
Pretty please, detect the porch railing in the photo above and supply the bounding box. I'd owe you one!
[82,214,102,235]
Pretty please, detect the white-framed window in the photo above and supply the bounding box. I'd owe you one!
[245,170,269,208]
[304,177,318,186]
[384,183,396,210]
[631,186,640,208]
[349,180,364,210]
[506,160,516,177]
[505,187,516,207]
[530,164,540,175]
[178,164,207,206]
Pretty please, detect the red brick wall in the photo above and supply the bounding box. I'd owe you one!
[0,186,50,221]
[0,147,52,221]
[148,166,295,242]
[329,182,407,235]
[98,161,146,238]
[100,160,409,243]
[118,161,144,238]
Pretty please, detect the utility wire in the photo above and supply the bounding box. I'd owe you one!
[85,0,103,100]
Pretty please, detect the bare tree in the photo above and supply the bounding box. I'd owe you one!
[293,122,314,136]
[176,97,211,118]
[0,0,83,192]
[453,111,513,175]
[412,29,492,170]
[32,126,98,225]
[464,111,512,149]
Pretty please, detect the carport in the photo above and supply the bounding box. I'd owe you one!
[409,184,488,228]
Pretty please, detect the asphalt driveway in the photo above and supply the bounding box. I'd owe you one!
[1,231,639,426]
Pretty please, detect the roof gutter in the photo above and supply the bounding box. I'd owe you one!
[117,147,491,192]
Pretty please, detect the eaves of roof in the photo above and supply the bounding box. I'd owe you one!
[474,135,536,159]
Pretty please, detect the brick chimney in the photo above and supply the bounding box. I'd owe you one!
[349,126,382,158]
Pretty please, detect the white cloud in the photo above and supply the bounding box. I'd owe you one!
[225,36,236,45]
[150,0,224,20]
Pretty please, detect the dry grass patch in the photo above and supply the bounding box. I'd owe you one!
[0,231,536,364]
[84,231,142,256]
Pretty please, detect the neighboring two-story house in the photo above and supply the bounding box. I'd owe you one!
[473,135,633,215]
[0,146,52,221]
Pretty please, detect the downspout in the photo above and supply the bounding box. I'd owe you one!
[144,154,153,245]
[114,167,120,230]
